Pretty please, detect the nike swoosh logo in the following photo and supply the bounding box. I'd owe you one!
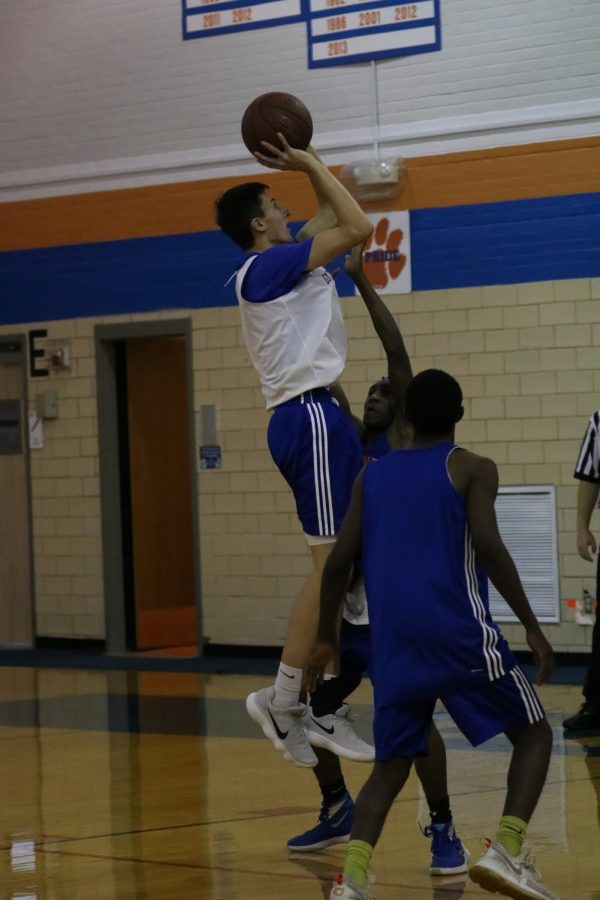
[506,863,523,878]
[268,708,289,740]
[281,671,295,679]
[310,716,335,735]
[329,812,350,828]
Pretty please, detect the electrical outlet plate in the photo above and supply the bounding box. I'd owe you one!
[45,339,71,370]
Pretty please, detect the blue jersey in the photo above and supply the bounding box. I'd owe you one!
[363,431,391,463]
[362,442,516,707]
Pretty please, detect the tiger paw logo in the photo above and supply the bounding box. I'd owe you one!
[363,217,406,289]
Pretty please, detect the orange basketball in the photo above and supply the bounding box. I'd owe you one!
[241,92,313,156]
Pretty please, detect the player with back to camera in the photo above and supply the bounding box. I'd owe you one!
[287,246,469,877]
[307,369,557,900]
[215,128,373,768]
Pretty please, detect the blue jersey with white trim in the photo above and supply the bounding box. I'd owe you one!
[362,442,516,706]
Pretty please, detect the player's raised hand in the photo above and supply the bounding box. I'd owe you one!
[303,640,339,693]
[344,243,366,279]
[254,133,315,172]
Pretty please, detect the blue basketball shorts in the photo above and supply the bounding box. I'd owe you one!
[340,620,372,682]
[374,665,546,760]
[267,388,363,539]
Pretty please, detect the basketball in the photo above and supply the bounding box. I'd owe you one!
[241,92,313,156]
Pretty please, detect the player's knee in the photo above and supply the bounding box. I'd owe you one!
[372,757,412,793]
[507,716,552,752]
[533,716,553,752]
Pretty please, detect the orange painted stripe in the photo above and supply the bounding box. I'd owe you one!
[0,171,312,252]
[1,137,599,252]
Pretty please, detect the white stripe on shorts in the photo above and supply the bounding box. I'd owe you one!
[305,402,324,535]
[305,401,334,536]
[510,666,544,724]
[464,529,505,681]
[314,402,335,534]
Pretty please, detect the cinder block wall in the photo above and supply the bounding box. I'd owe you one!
[2,273,597,650]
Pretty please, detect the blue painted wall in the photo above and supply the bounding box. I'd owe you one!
[1,193,599,325]
[412,193,600,290]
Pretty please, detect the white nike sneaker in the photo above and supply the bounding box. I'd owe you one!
[305,705,375,762]
[469,841,560,899]
[246,687,318,768]
[329,874,374,899]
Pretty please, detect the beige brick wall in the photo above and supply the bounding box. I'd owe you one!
[2,276,599,651]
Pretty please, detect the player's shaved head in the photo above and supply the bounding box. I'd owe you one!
[405,369,463,436]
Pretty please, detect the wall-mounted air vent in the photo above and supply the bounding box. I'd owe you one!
[489,485,560,624]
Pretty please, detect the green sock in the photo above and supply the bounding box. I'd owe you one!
[344,839,373,889]
[496,815,528,857]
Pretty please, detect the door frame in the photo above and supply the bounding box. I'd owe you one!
[0,333,36,646]
[95,319,203,655]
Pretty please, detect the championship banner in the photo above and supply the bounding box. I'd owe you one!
[307,0,441,69]
[360,211,411,294]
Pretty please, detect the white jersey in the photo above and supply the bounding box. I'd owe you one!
[236,255,347,409]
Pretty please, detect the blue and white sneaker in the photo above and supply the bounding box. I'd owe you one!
[287,793,354,852]
[424,822,470,875]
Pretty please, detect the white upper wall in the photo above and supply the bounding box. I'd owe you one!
[1,0,599,198]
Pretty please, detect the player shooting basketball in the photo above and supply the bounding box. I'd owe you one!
[215,126,373,769]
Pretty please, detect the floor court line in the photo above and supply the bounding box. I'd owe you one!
[38,846,323,876]
[18,809,323,849]
[35,846,487,896]
[3,769,592,856]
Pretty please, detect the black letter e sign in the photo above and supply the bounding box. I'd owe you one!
[29,329,49,378]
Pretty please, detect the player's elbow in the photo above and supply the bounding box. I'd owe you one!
[386,340,407,362]
[354,218,374,243]
[472,535,505,570]
[340,218,373,246]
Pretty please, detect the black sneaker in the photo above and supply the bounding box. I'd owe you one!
[563,704,600,732]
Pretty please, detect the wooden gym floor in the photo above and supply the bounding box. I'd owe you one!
[0,666,598,899]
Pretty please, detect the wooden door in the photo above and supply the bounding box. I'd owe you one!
[126,336,197,649]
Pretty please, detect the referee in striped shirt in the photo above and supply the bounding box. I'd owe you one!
[564,409,600,733]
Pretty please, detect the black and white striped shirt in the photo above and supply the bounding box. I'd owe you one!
[574,410,600,484]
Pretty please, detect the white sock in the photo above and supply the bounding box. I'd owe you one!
[272,663,303,708]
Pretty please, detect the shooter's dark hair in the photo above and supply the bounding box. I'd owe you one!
[214,182,269,250]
